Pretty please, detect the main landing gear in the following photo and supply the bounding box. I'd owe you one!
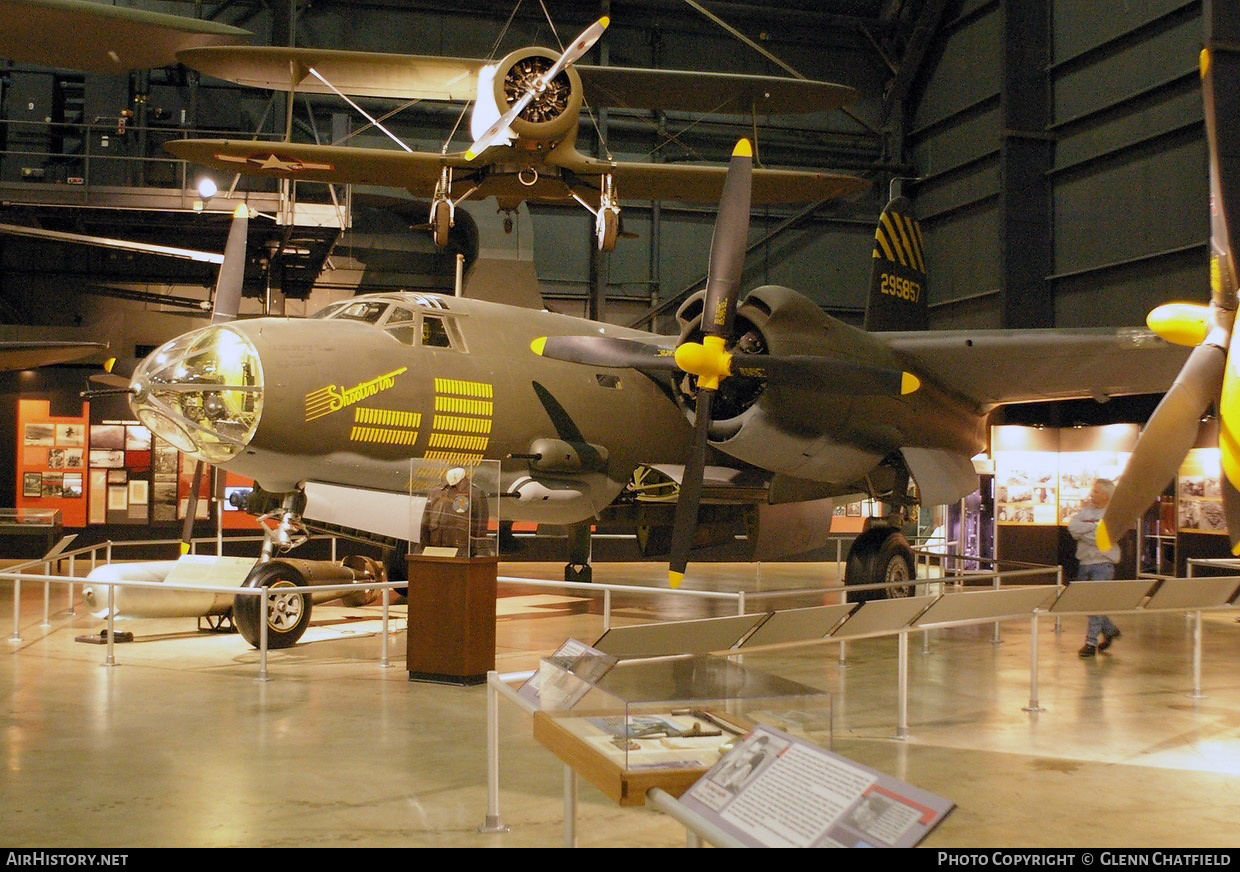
[844,523,916,604]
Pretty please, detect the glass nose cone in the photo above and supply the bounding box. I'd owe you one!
[129,325,263,463]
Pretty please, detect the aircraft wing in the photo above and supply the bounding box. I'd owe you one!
[167,138,869,205]
[0,0,250,73]
[575,66,857,115]
[0,341,106,370]
[885,327,1191,408]
[164,139,453,192]
[176,45,857,115]
[176,46,481,101]
[610,162,870,204]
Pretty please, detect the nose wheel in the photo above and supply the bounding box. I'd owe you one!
[233,561,313,649]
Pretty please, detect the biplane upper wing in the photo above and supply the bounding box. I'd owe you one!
[575,66,857,115]
[0,0,250,73]
[176,46,482,101]
[176,45,858,115]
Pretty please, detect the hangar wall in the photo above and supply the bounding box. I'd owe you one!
[912,0,1206,330]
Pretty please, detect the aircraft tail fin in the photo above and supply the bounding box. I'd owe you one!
[864,196,928,332]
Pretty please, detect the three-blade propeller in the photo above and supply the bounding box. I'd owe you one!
[1098,43,1240,553]
[533,139,919,586]
[465,16,608,160]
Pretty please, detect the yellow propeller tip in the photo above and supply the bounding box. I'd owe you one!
[732,139,753,159]
[530,337,547,356]
[668,571,684,589]
[233,203,250,219]
[464,150,477,161]
[1095,521,1111,555]
[599,15,611,28]
[1201,48,1211,79]
[179,542,191,555]
[104,356,118,373]
[901,372,920,394]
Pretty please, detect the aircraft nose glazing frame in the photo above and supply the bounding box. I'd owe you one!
[130,325,265,464]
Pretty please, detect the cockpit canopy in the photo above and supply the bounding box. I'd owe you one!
[310,293,459,349]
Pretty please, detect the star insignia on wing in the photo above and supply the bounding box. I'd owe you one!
[214,152,335,173]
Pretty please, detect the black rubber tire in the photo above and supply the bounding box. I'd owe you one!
[233,561,313,649]
[844,528,916,604]
[432,199,452,247]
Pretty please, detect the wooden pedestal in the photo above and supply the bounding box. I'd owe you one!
[405,555,498,685]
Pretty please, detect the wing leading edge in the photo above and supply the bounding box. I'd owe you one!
[176,45,857,114]
[885,328,1191,410]
[165,138,869,205]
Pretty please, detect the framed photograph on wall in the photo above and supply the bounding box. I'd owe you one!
[22,472,42,498]
[24,423,54,446]
[62,474,83,499]
[55,424,85,447]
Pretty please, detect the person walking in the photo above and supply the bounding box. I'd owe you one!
[1068,478,1122,658]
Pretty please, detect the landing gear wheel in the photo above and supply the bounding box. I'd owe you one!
[595,206,618,252]
[844,528,916,604]
[431,199,452,248]
[233,561,313,649]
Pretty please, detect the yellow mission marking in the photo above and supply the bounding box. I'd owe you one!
[428,433,489,452]
[434,378,493,398]
[434,396,493,416]
[355,407,421,429]
[429,378,493,458]
[432,414,492,434]
[350,427,418,445]
[424,451,485,465]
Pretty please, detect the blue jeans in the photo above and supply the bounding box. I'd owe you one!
[1079,561,1119,645]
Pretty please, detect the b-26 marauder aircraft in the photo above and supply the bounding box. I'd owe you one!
[112,136,1190,646]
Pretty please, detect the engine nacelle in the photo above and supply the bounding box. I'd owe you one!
[673,284,905,484]
[491,47,583,144]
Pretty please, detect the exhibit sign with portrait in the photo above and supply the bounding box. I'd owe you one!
[1177,448,1226,535]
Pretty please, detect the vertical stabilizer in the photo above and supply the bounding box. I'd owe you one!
[865,196,928,332]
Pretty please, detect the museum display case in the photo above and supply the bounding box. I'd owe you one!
[406,459,501,684]
[528,652,832,806]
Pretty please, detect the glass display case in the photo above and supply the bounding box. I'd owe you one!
[408,458,499,558]
[0,509,62,527]
[0,508,64,555]
[530,652,832,806]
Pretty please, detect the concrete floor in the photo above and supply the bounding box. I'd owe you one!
[3,560,1240,848]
